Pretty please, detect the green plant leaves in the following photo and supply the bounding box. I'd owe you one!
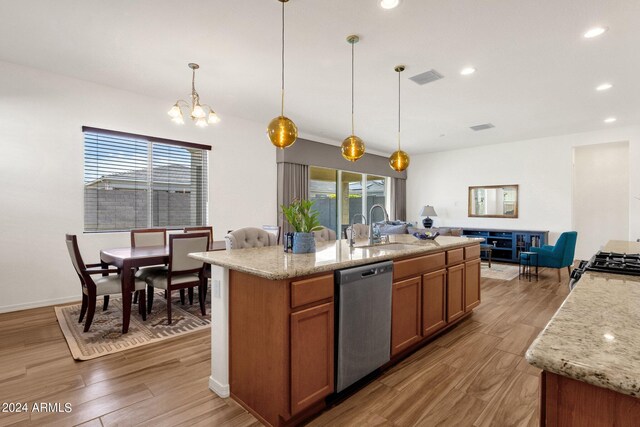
[281,199,322,233]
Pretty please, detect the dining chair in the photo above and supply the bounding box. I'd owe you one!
[184,226,214,304]
[144,233,210,325]
[313,226,337,242]
[130,228,167,303]
[225,227,278,250]
[262,225,282,244]
[66,234,146,332]
[131,228,167,248]
[184,226,214,249]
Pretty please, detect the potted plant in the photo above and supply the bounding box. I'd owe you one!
[281,199,323,253]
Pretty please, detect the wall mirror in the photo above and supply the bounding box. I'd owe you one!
[468,185,519,218]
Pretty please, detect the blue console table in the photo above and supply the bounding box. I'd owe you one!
[461,228,549,264]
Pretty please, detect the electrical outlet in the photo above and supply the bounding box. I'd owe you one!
[213,280,221,298]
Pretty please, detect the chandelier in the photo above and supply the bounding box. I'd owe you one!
[168,63,220,128]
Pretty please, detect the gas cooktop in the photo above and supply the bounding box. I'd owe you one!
[586,251,640,276]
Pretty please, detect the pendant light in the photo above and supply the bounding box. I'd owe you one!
[389,65,410,172]
[267,0,298,149]
[341,35,366,162]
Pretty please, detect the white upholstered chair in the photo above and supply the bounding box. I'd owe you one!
[313,226,337,242]
[345,223,369,240]
[225,227,278,250]
[144,233,210,325]
[262,225,282,244]
[66,234,146,332]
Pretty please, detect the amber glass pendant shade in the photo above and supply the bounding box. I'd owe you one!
[268,115,298,149]
[389,149,410,172]
[341,135,365,162]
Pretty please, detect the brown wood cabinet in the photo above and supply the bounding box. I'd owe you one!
[447,263,465,322]
[540,371,640,426]
[391,276,422,356]
[290,302,334,415]
[464,258,481,312]
[228,243,480,426]
[422,268,447,337]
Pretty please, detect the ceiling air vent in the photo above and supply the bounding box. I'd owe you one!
[409,69,444,85]
[470,123,495,131]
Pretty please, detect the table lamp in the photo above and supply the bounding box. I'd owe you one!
[420,205,437,228]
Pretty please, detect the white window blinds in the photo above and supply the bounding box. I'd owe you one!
[83,127,209,232]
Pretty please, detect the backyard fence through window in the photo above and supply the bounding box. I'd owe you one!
[83,127,210,232]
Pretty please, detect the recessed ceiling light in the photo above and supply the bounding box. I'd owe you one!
[604,117,617,123]
[460,67,476,76]
[584,26,608,38]
[596,83,613,91]
[380,0,400,10]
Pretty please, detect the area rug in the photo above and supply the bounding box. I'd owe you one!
[55,291,210,360]
[481,262,520,281]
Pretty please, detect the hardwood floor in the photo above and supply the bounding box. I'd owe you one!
[0,265,570,427]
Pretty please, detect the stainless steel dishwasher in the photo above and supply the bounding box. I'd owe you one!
[335,260,393,393]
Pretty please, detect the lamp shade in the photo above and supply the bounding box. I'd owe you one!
[420,205,437,217]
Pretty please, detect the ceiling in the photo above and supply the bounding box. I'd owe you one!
[1,0,639,155]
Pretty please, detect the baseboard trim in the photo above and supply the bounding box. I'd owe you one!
[0,296,80,314]
[209,376,230,398]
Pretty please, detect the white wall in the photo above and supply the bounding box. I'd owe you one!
[573,142,629,259]
[407,126,640,252]
[0,60,281,312]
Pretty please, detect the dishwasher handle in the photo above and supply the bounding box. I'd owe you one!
[361,269,376,278]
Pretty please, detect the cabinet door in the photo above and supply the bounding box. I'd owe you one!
[391,276,422,356]
[465,258,481,312]
[290,302,334,415]
[422,269,447,337]
[447,264,465,322]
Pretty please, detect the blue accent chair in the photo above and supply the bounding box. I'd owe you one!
[530,231,578,281]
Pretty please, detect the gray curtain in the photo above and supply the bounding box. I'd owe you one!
[277,162,309,234]
[391,178,407,221]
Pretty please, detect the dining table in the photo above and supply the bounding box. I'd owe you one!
[100,240,226,333]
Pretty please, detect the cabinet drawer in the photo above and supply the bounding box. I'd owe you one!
[393,252,445,280]
[464,245,481,260]
[447,248,464,265]
[291,274,334,309]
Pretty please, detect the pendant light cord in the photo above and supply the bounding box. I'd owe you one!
[281,0,285,117]
[191,68,197,107]
[397,69,401,150]
[351,40,355,135]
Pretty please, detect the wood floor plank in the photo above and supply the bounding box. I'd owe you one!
[473,371,539,427]
[453,349,520,401]
[0,262,569,427]
[495,323,541,356]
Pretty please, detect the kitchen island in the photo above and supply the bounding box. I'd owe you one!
[190,234,482,427]
[526,240,640,426]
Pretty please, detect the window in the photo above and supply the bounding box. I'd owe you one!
[83,127,209,232]
[309,166,390,236]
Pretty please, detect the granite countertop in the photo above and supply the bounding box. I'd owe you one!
[526,240,640,398]
[189,234,482,280]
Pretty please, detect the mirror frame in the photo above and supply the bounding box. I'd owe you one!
[468,184,519,218]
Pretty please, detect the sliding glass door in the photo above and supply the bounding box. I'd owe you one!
[309,167,338,232]
[309,166,389,237]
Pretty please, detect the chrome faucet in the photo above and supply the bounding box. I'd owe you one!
[369,204,389,245]
[348,214,367,247]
